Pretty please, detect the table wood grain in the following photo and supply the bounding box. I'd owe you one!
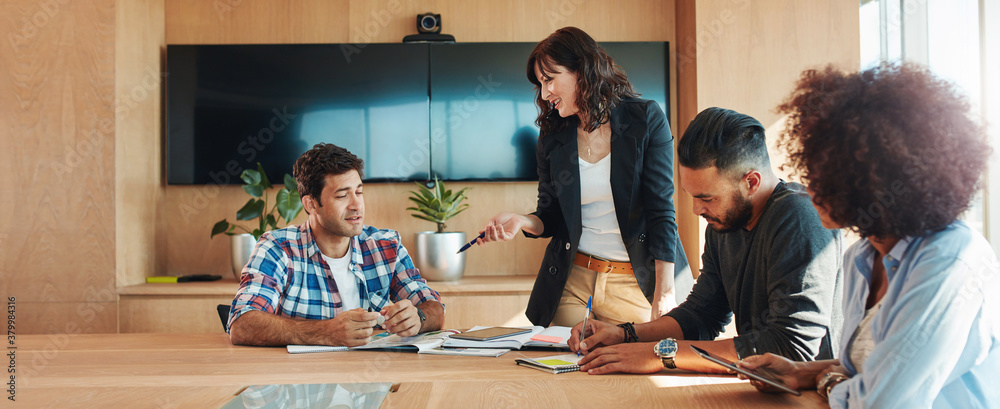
[14,333,828,408]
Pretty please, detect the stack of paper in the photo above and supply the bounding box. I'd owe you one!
[287,330,510,356]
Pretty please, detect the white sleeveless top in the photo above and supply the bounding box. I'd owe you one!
[577,154,629,261]
[848,296,885,372]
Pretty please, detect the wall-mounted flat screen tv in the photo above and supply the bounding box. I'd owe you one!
[165,42,668,184]
[166,44,430,184]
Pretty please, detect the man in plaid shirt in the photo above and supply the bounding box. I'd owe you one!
[228,143,445,347]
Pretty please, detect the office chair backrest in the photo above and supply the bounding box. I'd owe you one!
[217,304,231,332]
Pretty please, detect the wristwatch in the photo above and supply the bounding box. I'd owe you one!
[654,338,678,369]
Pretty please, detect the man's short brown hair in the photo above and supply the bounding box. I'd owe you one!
[292,143,364,209]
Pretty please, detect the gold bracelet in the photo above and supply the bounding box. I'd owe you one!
[817,372,849,399]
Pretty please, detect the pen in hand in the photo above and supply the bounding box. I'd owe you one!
[578,295,592,357]
[456,232,486,254]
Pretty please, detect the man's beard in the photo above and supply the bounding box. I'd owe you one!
[705,192,753,233]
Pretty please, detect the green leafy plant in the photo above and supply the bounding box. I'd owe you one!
[407,176,470,233]
[211,163,304,241]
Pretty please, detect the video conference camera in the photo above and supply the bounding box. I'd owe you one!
[403,12,455,43]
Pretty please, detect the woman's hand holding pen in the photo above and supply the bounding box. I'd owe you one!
[478,213,530,244]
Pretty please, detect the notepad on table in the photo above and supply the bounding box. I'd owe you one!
[420,347,509,357]
[287,330,462,354]
[287,345,349,354]
[515,353,582,374]
[443,326,572,350]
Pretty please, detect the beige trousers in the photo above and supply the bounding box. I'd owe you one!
[550,264,652,327]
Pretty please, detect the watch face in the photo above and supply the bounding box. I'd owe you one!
[656,339,677,357]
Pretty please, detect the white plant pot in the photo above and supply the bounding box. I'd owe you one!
[413,231,467,281]
[230,233,257,280]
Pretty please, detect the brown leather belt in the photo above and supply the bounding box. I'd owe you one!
[574,252,633,274]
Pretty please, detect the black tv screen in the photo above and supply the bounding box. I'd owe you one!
[167,44,430,184]
[166,42,668,184]
[428,42,669,181]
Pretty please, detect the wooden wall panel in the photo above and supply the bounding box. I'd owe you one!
[164,182,546,277]
[16,302,118,334]
[0,0,118,333]
[347,0,675,43]
[165,0,351,44]
[119,295,233,333]
[674,0,701,276]
[695,0,860,180]
[161,0,680,279]
[440,294,532,329]
[116,0,166,288]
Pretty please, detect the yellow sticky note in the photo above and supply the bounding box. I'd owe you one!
[537,359,575,366]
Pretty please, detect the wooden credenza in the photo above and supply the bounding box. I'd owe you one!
[118,276,536,333]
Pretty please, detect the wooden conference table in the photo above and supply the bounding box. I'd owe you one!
[15,333,828,408]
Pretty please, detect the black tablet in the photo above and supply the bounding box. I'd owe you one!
[689,345,801,396]
[450,327,532,341]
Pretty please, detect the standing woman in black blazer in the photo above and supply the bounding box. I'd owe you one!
[476,27,689,327]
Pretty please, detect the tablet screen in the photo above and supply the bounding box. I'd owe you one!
[450,327,531,341]
[689,345,801,396]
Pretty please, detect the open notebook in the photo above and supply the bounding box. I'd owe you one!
[287,330,509,357]
[442,326,572,350]
[515,353,582,374]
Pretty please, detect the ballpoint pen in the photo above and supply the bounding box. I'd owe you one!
[578,296,592,356]
[456,232,486,254]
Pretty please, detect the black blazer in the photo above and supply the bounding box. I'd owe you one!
[524,98,691,326]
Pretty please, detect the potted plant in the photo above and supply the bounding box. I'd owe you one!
[407,176,470,281]
[211,163,304,279]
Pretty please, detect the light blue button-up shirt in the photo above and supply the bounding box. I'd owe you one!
[829,221,1000,408]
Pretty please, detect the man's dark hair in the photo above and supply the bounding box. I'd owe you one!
[677,107,769,179]
[292,143,364,209]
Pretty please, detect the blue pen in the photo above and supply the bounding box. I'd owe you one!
[456,232,486,254]
[578,295,592,356]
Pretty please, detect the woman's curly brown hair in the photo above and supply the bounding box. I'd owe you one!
[527,26,638,135]
[777,63,990,239]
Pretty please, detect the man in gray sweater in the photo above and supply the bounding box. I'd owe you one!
[568,107,843,374]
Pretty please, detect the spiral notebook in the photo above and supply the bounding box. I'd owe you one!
[514,353,582,374]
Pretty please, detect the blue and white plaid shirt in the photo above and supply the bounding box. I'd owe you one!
[227,220,442,331]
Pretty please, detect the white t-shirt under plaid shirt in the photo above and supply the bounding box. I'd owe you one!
[227,220,442,331]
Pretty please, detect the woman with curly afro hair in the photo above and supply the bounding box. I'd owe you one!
[734,63,999,408]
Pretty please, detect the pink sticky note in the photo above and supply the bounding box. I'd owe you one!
[531,334,564,344]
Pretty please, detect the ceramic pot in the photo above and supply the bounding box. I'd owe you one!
[230,233,257,279]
